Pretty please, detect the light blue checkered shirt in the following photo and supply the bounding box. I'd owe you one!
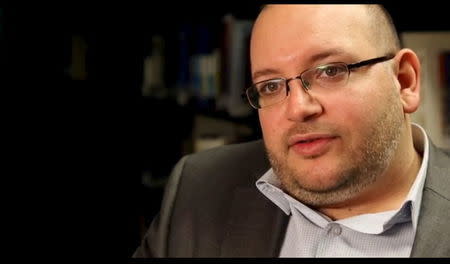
[256,124,429,257]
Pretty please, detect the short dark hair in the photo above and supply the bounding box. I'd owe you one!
[257,4,401,53]
[366,4,401,52]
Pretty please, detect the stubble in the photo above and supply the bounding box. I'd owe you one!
[266,87,404,207]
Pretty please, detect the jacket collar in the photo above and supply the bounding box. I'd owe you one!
[411,140,450,257]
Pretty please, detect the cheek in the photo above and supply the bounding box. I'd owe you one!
[334,99,368,125]
[316,92,375,148]
[259,110,285,146]
[331,91,385,142]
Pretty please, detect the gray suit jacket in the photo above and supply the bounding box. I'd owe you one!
[133,139,450,257]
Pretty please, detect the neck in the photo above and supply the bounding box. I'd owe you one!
[317,125,422,220]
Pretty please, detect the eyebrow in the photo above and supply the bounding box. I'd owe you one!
[251,48,348,81]
[308,48,348,65]
[252,68,281,81]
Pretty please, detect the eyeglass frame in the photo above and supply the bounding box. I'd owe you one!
[245,53,396,109]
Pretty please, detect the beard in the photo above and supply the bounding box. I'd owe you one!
[265,89,404,207]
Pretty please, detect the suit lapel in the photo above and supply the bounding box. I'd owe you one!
[220,187,289,257]
[411,143,450,257]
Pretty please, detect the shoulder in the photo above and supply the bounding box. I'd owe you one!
[185,140,267,168]
[438,148,450,157]
[425,143,450,200]
[135,140,271,257]
[181,139,270,185]
[429,144,450,171]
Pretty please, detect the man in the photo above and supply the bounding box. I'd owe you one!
[133,4,450,257]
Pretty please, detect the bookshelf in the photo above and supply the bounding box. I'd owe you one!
[115,4,262,257]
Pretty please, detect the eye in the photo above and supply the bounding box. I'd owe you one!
[316,64,347,79]
[325,66,339,76]
[257,80,283,95]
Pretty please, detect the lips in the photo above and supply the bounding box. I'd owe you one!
[288,134,337,157]
[298,139,316,143]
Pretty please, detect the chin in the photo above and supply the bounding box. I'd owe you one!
[290,165,349,192]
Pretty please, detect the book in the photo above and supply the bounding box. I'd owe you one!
[219,14,254,118]
[142,35,166,98]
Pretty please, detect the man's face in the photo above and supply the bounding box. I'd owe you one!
[251,5,405,206]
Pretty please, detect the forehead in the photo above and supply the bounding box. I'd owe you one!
[250,5,377,73]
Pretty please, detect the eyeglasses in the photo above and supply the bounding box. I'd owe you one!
[245,54,395,109]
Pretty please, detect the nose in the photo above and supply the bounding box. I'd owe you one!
[285,79,323,122]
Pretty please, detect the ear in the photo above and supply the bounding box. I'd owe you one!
[392,49,421,114]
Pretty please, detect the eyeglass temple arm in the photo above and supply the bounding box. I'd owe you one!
[347,54,395,70]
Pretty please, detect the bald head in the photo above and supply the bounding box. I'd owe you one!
[365,5,401,52]
[256,4,400,57]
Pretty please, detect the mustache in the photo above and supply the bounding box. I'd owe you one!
[284,123,339,139]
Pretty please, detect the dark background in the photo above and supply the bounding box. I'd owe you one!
[2,1,448,259]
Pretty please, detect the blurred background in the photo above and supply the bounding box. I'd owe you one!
[1,1,448,258]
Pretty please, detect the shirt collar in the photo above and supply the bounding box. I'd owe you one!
[406,123,429,230]
[256,123,429,232]
[256,169,291,215]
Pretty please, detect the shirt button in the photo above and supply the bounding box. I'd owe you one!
[328,224,342,236]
